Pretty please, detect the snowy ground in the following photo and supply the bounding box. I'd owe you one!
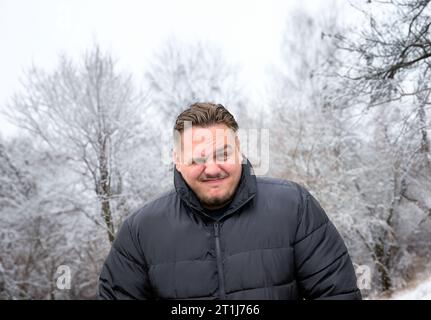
[390,276,431,300]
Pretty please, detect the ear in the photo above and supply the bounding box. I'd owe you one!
[235,136,241,151]
[173,150,182,172]
[235,136,243,164]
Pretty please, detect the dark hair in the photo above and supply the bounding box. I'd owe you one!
[174,102,239,132]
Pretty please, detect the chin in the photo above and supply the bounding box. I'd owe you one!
[201,193,232,207]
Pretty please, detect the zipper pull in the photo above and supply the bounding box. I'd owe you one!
[214,223,219,237]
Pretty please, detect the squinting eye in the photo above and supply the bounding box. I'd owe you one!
[216,153,226,161]
[216,152,230,162]
[192,158,206,165]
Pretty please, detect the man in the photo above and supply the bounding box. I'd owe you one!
[99,102,362,300]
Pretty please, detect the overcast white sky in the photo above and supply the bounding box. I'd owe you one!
[0,0,350,139]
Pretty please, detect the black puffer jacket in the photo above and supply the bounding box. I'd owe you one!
[99,160,362,300]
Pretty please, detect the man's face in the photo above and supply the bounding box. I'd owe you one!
[175,124,243,209]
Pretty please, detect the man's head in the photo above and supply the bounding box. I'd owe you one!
[174,103,243,210]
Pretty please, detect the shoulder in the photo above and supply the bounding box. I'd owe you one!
[256,176,308,203]
[256,176,301,188]
[125,189,178,229]
[255,176,326,222]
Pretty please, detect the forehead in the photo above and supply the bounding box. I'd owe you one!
[191,124,235,141]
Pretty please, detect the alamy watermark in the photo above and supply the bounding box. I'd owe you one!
[354,263,372,290]
[160,122,270,175]
[56,265,71,290]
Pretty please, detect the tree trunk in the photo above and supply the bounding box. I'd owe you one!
[98,134,115,243]
[418,103,430,154]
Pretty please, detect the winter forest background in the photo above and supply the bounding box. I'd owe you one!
[1,0,431,299]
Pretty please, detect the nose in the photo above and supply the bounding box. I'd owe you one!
[203,160,222,177]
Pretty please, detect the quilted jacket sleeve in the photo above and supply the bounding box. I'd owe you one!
[98,216,153,299]
[293,190,362,300]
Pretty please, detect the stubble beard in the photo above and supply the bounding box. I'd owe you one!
[198,189,235,209]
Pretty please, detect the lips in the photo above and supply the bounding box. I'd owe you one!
[202,177,226,184]
[202,176,228,187]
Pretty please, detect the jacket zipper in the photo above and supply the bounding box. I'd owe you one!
[214,223,226,299]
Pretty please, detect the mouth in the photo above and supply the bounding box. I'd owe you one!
[202,177,226,184]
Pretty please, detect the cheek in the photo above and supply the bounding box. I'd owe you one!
[184,166,204,182]
[220,163,240,176]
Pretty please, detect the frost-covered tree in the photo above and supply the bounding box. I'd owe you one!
[145,39,249,128]
[267,5,364,235]
[329,0,431,293]
[337,0,431,106]
[265,3,431,296]
[4,45,147,243]
[0,136,81,298]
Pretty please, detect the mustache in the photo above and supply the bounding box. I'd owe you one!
[199,174,228,182]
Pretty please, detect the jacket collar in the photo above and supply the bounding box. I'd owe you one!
[174,157,257,220]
